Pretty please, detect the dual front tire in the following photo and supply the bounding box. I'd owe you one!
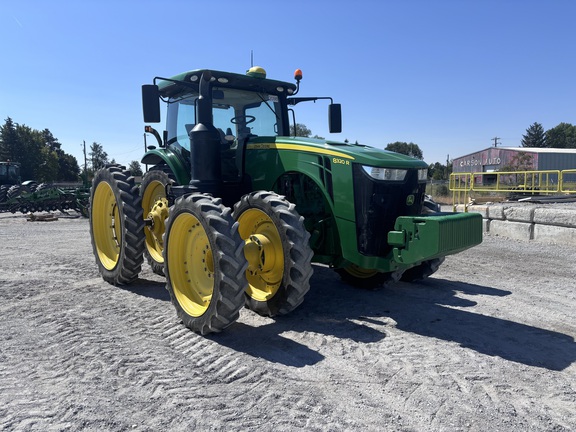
[163,194,247,334]
[163,191,313,333]
[233,191,314,317]
[140,169,171,276]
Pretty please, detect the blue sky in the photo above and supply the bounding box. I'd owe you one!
[1,0,574,168]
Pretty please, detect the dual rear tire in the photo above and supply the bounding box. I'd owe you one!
[89,165,145,285]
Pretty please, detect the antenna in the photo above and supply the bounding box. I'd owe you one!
[250,50,254,67]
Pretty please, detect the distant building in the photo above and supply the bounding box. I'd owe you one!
[452,147,576,174]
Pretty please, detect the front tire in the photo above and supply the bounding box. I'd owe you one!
[400,257,446,282]
[164,194,247,335]
[335,265,403,289]
[233,191,314,317]
[400,196,446,282]
[89,165,145,285]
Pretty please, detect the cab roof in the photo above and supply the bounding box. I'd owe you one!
[157,69,297,98]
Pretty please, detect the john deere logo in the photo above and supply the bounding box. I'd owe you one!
[406,195,415,206]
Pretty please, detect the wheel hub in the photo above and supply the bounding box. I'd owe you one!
[146,197,168,245]
[244,233,276,275]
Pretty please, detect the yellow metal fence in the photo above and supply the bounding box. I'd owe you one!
[449,169,576,211]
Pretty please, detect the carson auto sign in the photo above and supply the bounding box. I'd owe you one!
[459,157,501,167]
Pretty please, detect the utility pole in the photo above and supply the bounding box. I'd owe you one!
[492,137,501,147]
[82,140,88,186]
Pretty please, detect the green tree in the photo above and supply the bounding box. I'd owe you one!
[385,141,424,160]
[89,142,109,171]
[58,153,81,182]
[521,122,547,148]
[500,151,535,172]
[428,161,452,180]
[42,128,61,152]
[41,128,79,181]
[0,118,80,182]
[0,117,18,161]
[545,123,576,148]
[36,146,60,182]
[16,124,44,180]
[290,123,312,137]
[128,160,143,176]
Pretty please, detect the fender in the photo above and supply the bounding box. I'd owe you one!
[141,147,190,185]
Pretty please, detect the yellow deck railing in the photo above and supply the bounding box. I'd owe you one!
[449,169,576,211]
[560,169,576,193]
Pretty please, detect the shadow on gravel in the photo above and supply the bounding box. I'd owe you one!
[258,266,575,371]
[386,277,576,371]
[307,266,575,371]
[120,278,170,301]
[116,269,576,371]
[214,268,390,367]
[212,322,326,367]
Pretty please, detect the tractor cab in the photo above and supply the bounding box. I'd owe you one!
[165,81,288,182]
[142,67,341,200]
[0,161,21,186]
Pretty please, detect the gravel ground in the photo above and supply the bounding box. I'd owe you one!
[0,211,575,431]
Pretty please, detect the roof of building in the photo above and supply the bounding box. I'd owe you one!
[454,146,576,159]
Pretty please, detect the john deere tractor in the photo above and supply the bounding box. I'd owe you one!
[89,66,482,334]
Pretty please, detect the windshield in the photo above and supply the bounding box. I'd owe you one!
[0,164,19,181]
[167,87,282,150]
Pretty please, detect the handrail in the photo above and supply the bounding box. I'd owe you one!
[449,169,576,210]
[561,169,576,193]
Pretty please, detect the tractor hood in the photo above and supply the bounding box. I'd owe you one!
[251,136,429,169]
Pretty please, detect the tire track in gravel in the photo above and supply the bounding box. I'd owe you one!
[2,214,576,431]
[1,263,359,431]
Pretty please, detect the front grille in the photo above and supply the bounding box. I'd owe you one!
[352,164,426,256]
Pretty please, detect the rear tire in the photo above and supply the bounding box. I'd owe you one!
[7,184,25,200]
[233,191,313,317]
[164,194,247,335]
[0,185,8,203]
[141,169,172,276]
[89,165,145,285]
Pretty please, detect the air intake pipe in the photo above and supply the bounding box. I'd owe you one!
[188,71,221,196]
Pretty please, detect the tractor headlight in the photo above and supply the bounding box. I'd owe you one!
[362,165,407,181]
[418,168,428,181]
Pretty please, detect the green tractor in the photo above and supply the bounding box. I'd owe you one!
[0,161,36,212]
[0,161,21,200]
[89,66,482,334]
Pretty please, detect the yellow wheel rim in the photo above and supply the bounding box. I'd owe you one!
[142,179,168,264]
[167,213,214,317]
[92,182,121,271]
[237,209,284,302]
[344,264,379,279]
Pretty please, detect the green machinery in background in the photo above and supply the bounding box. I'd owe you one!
[0,161,90,216]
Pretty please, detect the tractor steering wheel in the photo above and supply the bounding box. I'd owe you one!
[230,115,256,125]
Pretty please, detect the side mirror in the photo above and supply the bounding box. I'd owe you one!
[142,84,161,123]
[329,103,342,133]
